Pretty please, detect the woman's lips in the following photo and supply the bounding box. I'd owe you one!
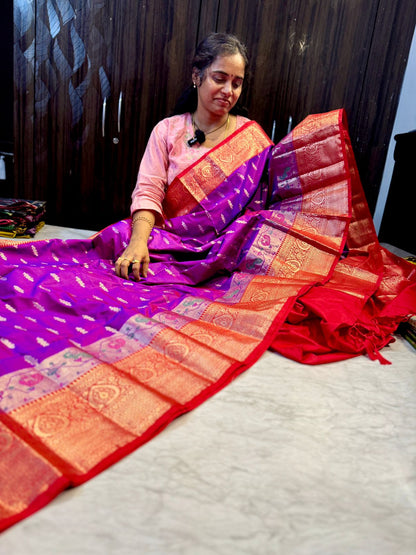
[214,98,230,107]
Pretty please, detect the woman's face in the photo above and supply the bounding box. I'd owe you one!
[194,53,245,118]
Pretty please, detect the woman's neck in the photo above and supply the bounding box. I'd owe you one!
[193,110,229,134]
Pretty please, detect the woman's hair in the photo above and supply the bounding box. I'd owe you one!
[192,32,249,79]
[172,32,249,116]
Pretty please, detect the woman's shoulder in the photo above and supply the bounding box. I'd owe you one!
[153,114,189,134]
[149,114,192,158]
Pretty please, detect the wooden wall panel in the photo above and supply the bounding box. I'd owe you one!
[212,0,416,212]
[13,0,36,201]
[0,1,14,152]
[14,0,202,229]
[349,0,416,210]
[13,0,416,226]
[197,0,221,40]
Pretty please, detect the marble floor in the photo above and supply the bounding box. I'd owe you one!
[2,226,416,554]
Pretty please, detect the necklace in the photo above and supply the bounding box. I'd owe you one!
[188,114,230,146]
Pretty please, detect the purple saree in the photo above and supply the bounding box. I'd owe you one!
[0,111,415,530]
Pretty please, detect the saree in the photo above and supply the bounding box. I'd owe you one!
[0,110,415,531]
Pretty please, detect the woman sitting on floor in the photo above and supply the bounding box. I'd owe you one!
[116,33,252,280]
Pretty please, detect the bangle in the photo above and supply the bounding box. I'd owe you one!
[131,215,153,229]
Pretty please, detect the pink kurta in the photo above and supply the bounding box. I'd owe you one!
[130,113,250,219]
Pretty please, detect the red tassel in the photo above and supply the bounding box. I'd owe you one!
[365,340,392,365]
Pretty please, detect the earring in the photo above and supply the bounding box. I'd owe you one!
[193,82,197,88]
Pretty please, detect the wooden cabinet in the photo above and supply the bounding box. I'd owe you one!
[0,1,14,197]
[13,0,416,229]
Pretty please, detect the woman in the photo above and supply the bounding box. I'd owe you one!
[115,33,252,280]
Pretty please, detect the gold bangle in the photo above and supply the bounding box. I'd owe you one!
[131,215,153,229]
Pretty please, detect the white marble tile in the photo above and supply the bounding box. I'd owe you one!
[2,337,415,555]
[26,224,97,241]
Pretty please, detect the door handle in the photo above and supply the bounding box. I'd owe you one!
[117,92,123,133]
[287,115,293,134]
[102,97,107,138]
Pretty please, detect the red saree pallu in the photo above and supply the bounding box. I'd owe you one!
[0,110,415,530]
[269,113,416,363]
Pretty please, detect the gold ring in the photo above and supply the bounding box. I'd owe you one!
[131,259,140,264]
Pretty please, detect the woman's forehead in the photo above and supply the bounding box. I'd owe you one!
[209,54,245,77]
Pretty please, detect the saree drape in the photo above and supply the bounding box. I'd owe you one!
[0,110,415,531]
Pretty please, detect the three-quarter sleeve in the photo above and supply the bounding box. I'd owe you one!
[130,120,169,218]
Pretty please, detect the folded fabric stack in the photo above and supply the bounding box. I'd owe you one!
[0,197,46,238]
[399,314,416,350]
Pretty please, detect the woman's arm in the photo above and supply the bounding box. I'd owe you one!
[115,209,156,280]
[115,120,170,280]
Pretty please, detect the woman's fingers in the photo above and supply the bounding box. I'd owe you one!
[115,249,150,280]
[115,256,132,279]
[115,237,150,280]
[131,254,150,279]
[130,260,141,280]
[141,257,150,277]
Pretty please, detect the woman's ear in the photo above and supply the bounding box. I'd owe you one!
[192,70,201,87]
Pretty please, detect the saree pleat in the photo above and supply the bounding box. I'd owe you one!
[0,110,415,530]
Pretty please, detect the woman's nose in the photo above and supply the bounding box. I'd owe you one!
[222,80,232,95]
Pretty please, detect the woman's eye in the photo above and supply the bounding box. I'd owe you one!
[211,74,243,88]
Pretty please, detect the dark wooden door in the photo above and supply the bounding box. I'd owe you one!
[86,0,202,228]
[99,0,201,228]
[14,0,117,229]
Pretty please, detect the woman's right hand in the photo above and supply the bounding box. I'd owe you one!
[115,210,155,280]
[115,237,150,280]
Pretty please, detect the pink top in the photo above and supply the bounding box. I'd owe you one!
[130,113,250,220]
